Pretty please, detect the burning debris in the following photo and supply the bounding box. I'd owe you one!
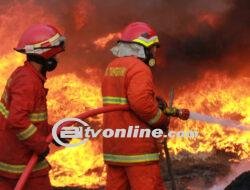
[0,0,249,189]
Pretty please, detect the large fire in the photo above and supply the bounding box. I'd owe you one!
[0,52,249,188]
[171,72,250,159]
[46,73,104,188]
[0,0,250,189]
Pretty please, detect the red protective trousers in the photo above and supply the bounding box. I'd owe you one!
[0,175,51,190]
[106,163,166,190]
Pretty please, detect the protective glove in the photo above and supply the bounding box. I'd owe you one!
[163,107,179,117]
[156,96,190,120]
[156,96,170,133]
[156,96,168,111]
[164,107,190,120]
[38,147,50,162]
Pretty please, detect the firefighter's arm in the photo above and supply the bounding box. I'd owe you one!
[7,74,48,155]
[127,64,169,130]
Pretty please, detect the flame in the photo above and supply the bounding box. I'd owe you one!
[0,52,249,188]
[0,1,249,187]
[0,52,25,91]
[45,73,102,121]
[94,32,120,49]
[48,140,105,188]
[198,13,219,28]
[73,0,94,30]
[0,1,61,55]
[46,70,249,187]
[45,73,104,188]
[170,72,250,159]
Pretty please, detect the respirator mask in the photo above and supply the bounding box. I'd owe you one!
[27,54,58,75]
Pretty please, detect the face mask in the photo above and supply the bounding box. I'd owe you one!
[27,54,58,74]
[44,57,58,72]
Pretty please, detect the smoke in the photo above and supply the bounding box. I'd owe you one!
[0,0,249,89]
[159,0,250,89]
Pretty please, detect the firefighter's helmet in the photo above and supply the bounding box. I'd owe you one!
[14,24,65,59]
[120,22,159,48]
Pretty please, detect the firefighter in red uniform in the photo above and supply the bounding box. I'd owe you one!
[0,24,65,190]
[102,22,169,189]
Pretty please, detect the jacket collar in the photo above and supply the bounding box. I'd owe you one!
[24,61,47,83]
[111,42,146,59]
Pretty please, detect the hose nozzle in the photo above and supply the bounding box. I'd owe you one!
[164,107,190,120]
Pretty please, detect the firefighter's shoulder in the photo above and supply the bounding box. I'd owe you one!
[9,64,40,88]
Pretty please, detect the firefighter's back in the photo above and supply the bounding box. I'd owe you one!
[102,56,159,166]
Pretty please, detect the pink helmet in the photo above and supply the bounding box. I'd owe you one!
[14,24,65,59]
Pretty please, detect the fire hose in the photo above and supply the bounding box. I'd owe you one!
[14,105,130,190]
[15,103,190,190]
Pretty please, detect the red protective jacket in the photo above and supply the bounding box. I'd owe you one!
[0,61,50,178]
[102,56,169,165]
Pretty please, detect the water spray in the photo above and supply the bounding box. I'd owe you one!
[162,91,249,131]
[164,108,249,131]
[189,112,249,131]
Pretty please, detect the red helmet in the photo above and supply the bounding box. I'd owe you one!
[120,22,159,48]
[14,24,65,59]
